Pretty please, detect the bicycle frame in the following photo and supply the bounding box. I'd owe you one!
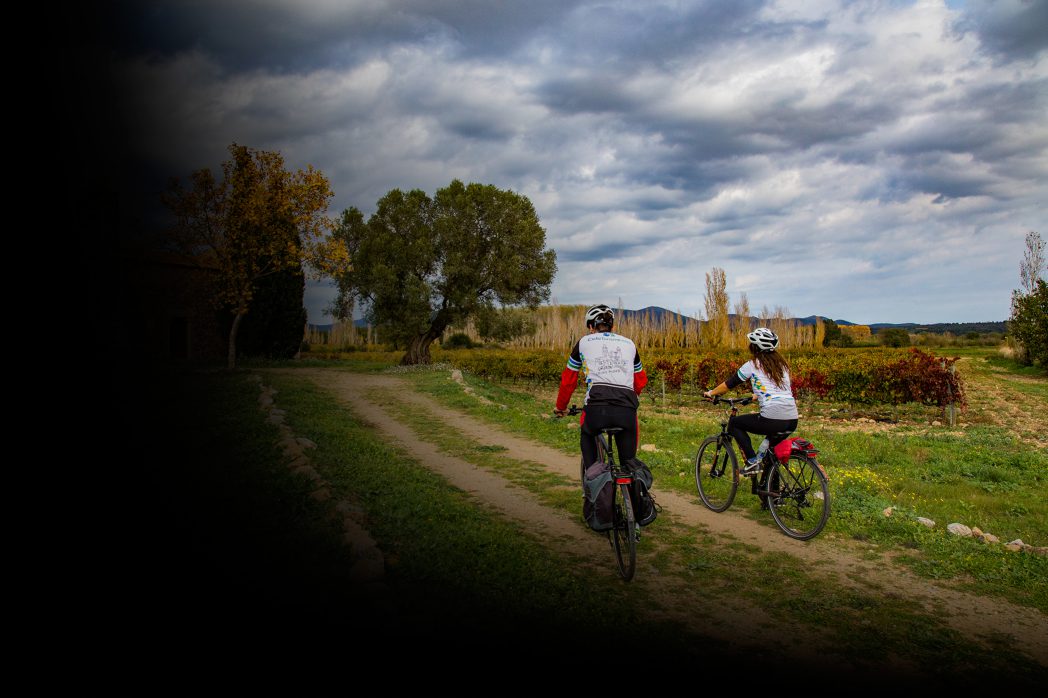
[567,405,638,580]
[599,432,636,487]
[695,395,831,539]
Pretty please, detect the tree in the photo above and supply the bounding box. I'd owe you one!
[474,305,537,344]
[822,318,841,347]
[1020,231,1046,294]
[813,316,826,348]
[840,324,871,343]
[731,292,751,349]
[236,265,308,359]
[1010,278,1047,368]
[879,328,911,348]
[702,267,730,348]
[1009,232,1047,367]
[162,143,347,369]
[332,180,557,365]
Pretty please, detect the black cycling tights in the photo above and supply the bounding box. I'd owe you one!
[730,413,797,460]
[580,405,638,467]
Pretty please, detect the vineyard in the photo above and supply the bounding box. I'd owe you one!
[452,347,963,407]
[306,345,966,410]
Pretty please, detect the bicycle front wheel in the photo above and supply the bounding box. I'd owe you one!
[766,454,830,540]
[694,436,739,512]
[611,482,637,581]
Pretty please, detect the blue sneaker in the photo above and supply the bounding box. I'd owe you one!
[740,456,762,477]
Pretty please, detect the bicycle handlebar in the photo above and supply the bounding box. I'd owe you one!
[553,404,583,418]
[704,395,753,407]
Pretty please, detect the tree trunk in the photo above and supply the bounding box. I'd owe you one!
[228,311,246,370]
[401,331,438,365]
[400,317,450,365]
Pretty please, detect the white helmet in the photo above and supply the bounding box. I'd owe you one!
[585,304,615,329]
[747,327,779,352]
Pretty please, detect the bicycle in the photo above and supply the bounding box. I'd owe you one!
[694,396,830,540]
[562,405,638,581]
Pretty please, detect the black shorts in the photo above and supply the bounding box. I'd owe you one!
[729,412,797,460]
[580,404,638,467]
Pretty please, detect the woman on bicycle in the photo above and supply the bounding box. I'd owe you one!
[703,327,798,476]
[554,304,648,469]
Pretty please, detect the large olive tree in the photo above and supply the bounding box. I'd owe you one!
[162,143,348,369]
[333,180,557,364]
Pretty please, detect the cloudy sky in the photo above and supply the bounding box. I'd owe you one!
[103,0,1046,325]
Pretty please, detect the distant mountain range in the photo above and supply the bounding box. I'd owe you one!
[309,306,1007,335]
[619,307,1006,334]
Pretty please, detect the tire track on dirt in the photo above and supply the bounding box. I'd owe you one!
[287,368,1048,668]
[287,369,813,661]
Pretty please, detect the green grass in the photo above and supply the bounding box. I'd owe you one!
[396,364,1048,613]
[268,364,1047,683]
[129,367,382,666]
[139,365,766,669]
[961,350,1048,401]
[256,370,740,664]
[135,362,1048,684]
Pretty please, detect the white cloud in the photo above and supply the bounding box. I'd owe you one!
[111,0,1047,324]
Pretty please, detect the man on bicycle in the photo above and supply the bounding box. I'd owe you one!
[554,305,648,471]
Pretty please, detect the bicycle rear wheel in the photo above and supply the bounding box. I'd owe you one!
[766,454,830,540]
[694,436,739,512]
[611,482,637,581]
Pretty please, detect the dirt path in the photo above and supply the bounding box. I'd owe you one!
[282,368,1048,669]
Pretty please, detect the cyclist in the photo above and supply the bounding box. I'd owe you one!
[554,304,648,471]
[703,327,798,476]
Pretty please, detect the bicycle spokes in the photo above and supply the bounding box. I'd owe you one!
[709,452,724,478]
[694,437,739,513]
[766,455,830,540]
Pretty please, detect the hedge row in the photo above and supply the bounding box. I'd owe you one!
[434,347,965,407]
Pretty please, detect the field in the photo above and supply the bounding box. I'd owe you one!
[135,345,1048,684]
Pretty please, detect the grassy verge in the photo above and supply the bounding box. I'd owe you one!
[125,367,375,674]
[373,384,1005,668]
[129,362,1048,684]
[397,365,1048,613]
[263,366,1044,684]
[258,370,738,666]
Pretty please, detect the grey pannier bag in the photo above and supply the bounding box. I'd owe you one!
[627,457,658,527]
[583,460,614,531]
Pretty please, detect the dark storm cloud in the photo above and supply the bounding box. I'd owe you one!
[106,0,1047,324]
[106,0,418,70]
[884,164,999,203]
[107,0,590,70]
[557,240,645,263]
[538,78,642,115]
[535,0,805,71]
[955,0,1048,61]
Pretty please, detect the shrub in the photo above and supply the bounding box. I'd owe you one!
[879,328,911,348]
[444,333,475,349]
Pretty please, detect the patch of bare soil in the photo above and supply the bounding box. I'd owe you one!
[278,368,1048,671]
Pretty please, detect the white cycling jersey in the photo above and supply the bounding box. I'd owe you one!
[735,359,799,420]
[562,332,644,409]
